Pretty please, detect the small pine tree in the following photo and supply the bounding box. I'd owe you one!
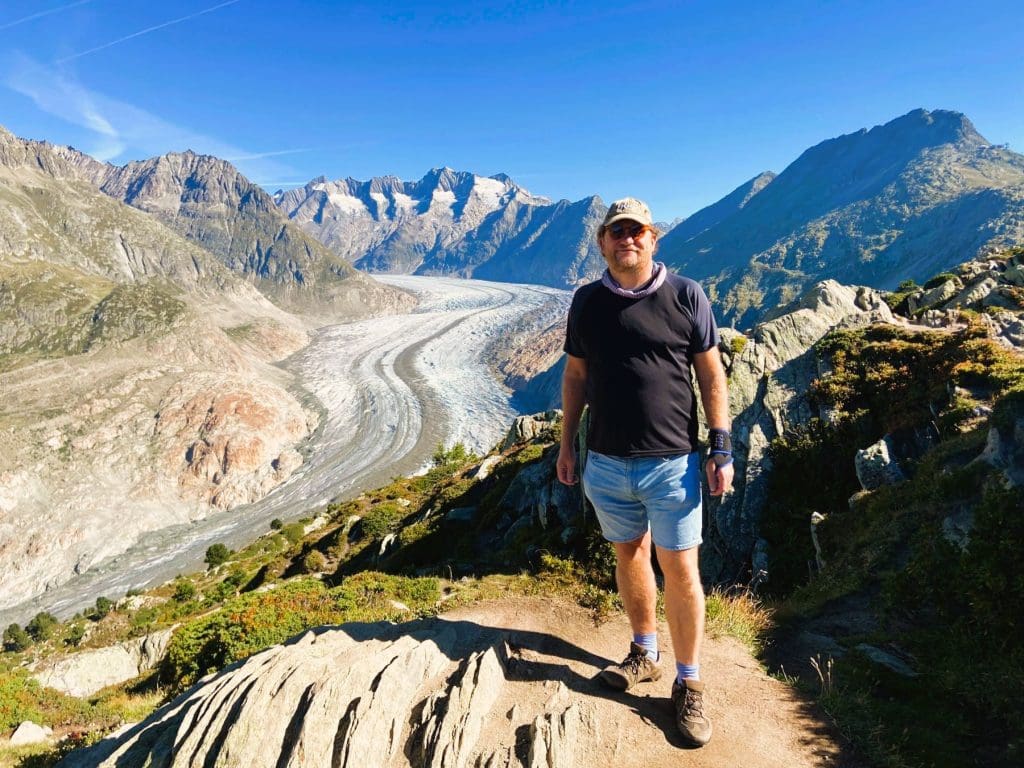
[65,623,87,647]
[93,596,113,620]
[173,581,197,603]
[3,623,32,651]
[204,543,233,569]
[26,612,58,642]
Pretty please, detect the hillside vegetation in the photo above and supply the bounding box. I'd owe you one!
[1,253,1022,767]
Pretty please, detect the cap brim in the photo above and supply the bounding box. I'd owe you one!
[603,213,653,227]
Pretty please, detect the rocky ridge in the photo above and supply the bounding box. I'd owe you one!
[658,109,1024,327]
[93,151,413,318]
[276,169,609,288]
[697,281,897,582]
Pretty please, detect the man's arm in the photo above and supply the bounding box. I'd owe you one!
[693,346,734,496]
[556,354,587,485]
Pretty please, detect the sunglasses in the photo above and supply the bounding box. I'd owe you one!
[607,222,652,240]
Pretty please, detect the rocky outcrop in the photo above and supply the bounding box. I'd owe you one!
[904,248,1024,350]
[55,621,568,768]
[154,376,317,509]
[30,628,174,698]
[972,413,1024,489]
[703,280,895,582]
[54,597,849,768]
[502,411,560,449]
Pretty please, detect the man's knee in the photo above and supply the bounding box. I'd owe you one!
[614,532,652,562]
[656,546,701,584]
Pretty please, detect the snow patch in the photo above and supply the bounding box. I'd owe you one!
[327,191,369,215]
[393,192,417,210]
[431,189,456,208]
[471,176,507,209]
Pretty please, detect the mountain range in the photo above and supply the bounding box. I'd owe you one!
[273,169,611,286]
[274,109,1024,327]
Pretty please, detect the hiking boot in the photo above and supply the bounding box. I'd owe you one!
[672,678,712,747]
[599,642,662,690]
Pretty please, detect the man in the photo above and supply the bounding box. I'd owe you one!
[556,197,734,747]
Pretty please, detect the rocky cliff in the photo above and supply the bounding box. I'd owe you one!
[94,151,413,318]
[701,281,895,583]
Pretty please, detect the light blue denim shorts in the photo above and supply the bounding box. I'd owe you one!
[582,450,703,551]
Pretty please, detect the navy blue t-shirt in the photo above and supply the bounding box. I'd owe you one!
[564,272,719,457]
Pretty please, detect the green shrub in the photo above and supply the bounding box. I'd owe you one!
[162,574,439,688]
[281,522,306,546]
[64,623,87,647]
[359,503,403,541]
[923,271,958,289]
[432,441,474,467]
[204,543,233,569]
[26,612,58,642]
[3,623,31,652]
[172,581,197,603]
[302,550,326,573]
[270,518,284,530]
[92,596,113,620]
[729,334,748,356]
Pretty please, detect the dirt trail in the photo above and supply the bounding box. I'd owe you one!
[440,596,862,767]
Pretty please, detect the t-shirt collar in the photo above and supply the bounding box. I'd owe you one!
[601,261,667,298]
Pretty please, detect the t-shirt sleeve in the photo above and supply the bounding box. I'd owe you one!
[684,280,720,353]
[563,292,585,357]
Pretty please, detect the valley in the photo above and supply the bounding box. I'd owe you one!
[0,277,569,627]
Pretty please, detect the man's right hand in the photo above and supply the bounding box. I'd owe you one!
[556,445,577,485]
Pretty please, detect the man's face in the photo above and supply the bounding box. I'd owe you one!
[599,219,657,277]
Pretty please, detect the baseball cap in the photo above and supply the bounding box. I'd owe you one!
[602,197,653,228]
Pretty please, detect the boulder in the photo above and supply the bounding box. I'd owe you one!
[31,628,175,698]
[502,411,560,449]
[10,721,53,746]
[854,644,919,677]
[972,416,1024,489]
[32,646,139,698]
[909,278,961,312]
[855,437,907,491]
[472,455,502,480]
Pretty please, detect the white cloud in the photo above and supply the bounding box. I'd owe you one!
[3,53,307,184]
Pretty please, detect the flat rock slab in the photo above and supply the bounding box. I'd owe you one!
[57,597,859,768]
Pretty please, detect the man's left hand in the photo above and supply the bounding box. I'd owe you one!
[705,458,734,497]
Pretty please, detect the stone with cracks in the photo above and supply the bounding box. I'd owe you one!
[54,597,853,768]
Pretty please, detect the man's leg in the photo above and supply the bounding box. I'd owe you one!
[597,531,664,689]
[654,544,704,670]
[656,543,713,747]
[615,532,658,638]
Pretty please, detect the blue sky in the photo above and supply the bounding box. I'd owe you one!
[1,0,1022,220]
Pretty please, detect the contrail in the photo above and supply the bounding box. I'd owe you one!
[226,148,315,162]
[0,0,94,31]
[55,0,242,63]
